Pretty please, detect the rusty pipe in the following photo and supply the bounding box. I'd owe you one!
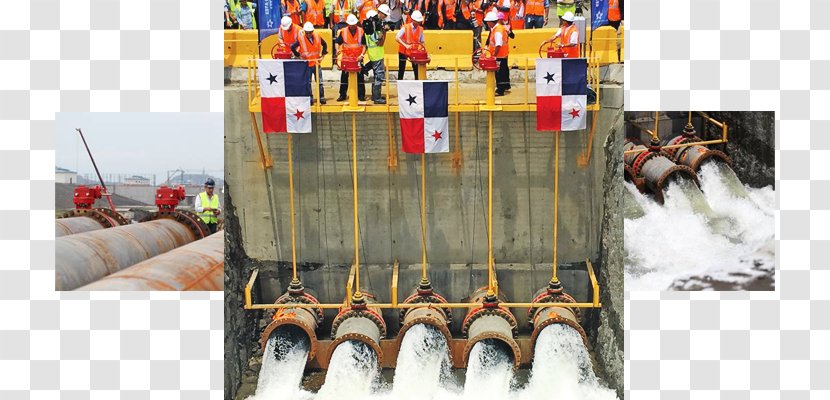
[528,286,588,360]
[74,231,224,291]
[329,291,387,363]
[461,287,521,369]
[55,219,197,290]
[624,140,699,202]
[663,134,732,172]
[55,208,130,237]
[259,288,324,361]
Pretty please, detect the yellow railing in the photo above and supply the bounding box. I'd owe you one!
[623,112,729,156]
[245,55,602,114]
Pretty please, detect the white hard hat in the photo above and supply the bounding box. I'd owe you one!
[347,14,359,25]
[484,10,498,22]
[561,11,574,22]
[411,10,424,22]
[377,4,391,15]
[366,9,378,19]
[281,16,292,30]
[303,22,315,32]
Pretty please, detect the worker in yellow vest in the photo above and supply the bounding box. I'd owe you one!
[195,178,221,234]
[542,10,578,58]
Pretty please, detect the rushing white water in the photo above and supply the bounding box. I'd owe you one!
[389,324,451,400]
[519,324,617,400]
[247,330,311,400]
[625,161,775,290]
[462,340,515,399]
[316,340,381,400]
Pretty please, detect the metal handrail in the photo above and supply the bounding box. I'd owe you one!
[623,112,729,156]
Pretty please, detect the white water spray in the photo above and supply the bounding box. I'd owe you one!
[390,324,451,400]
[316,340,380,400]
[463,340,515,399]
[247,330,310,400]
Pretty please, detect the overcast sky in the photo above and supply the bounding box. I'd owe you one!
[55,113,223,183]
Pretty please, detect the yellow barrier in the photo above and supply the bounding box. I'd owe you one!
[508,28,557,69]
[383,30,474,71]
[591,26,619,65]
[619,24,624,61]
[225,29,333,69]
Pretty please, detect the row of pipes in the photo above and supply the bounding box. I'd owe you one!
[54,185,224,291]
[624,112,732,202]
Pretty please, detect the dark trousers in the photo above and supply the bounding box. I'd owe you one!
[308,64,325,100]
[339,70,366,99]
[496,57,510,93]
[206,222,218,234]
[398,52,419,80]
[609,19,621,30]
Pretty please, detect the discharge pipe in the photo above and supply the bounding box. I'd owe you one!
[330,291,387,363]
[624,138,699,203]
[662,122,732,171]
[397,283,453,357]
[461,287,521,369]
[260,283,324,361]
[75,230,224,291]
[55,210,209,291]
[528,286,588,357]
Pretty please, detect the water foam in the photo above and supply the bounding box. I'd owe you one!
[316,340,380,400]
[624,161,775,290]
[389,324,452,400]
[247,330,311,400]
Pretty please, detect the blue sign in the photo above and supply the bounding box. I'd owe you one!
[258,0,283,42]
[591,0,608,30]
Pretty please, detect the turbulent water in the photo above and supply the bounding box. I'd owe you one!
[625,160,775,290]
[249,323,618,400]
[247,330,311,400]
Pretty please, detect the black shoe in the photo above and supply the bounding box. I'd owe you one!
[320,98,327,104]
[373,98,386,105]
[495,91,505,96]
[336,95,347,102]
[359,96,366,101]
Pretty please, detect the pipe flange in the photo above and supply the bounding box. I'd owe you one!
[331,309,388,339]
[462,331,522,370]
[328,332,384,364]
[654,164,699,193]
[396,314,453,362]
[623,164,637,182]
[60,208,129,228]
[689,148,732,171]
[140,210,210,239]
[260,311,319,361]
[528,291,580,325]
[399,292,453,328]
[663,136,693,160]
[629,151,659,177]
[529,311,589,355]
[461,307,519,338]
[276,292,325,324]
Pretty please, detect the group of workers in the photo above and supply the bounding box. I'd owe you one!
[256,0,620,102]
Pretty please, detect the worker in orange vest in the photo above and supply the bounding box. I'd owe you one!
[523,0,547,28]
[485,10,510,96]
[330,0,354,31]
[279,16,303,49]
[402,0,424,24]
[291,22,330,104]
[470,0,486,50]
[423,0,445,29]
[509,0,524,30]
[542,10,578,58]
[305,0,327,26]
[608,0,622,30]
[396,10,425,79]
[335,14,367,101]
[357,0,378,22]
[282,0,303,25]
[442,0,472,30]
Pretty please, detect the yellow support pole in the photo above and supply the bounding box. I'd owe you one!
[420,152,428,281]
[551,130,560,284]
[416,64,426,80]
[288,134,298,282]
[487,111,495,297]
[250,112,272,169]
[351,113,363,302]
[481,70,502,111]
[349,72,358,108]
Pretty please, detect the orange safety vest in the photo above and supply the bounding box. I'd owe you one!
[460,1,471,19]
[305,0,326,26]
[298,31,323,66]
[358,0,377,21]
[398,22,423,54]
[333,0,352,23]
[608,0,620,21]
[525,0,544,16]
[510,0,524,30]
[339,26,365,58]
[560,23,579,58]
[280,24,302,47]
[472,0,485,25]
[488,23,509,58]
[284,0,302,25]
[444,0,457,22]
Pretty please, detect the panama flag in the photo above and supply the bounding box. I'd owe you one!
[536,58,588,132]
[397,81,450,154]
[257,59,312,133]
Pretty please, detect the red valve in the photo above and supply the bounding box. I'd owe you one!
[539,40,565,59]
[271,42,293,60]
[406,44,430,65]
[155,185,187,211]
[473,48,500,72]
[73,185,103,210]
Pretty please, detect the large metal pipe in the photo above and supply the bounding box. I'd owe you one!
[461,287,521,369]
[55,219,197,290]
[260,288,324,361]
[663,125,732,171]
[624,139,699,203]
[55,208,129,237]
[74,231,224,291]
[397,287,453,357]
[528,287,588,355]
[329,291,387,362]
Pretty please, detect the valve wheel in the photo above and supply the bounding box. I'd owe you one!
[538,37,561,59]
[472,47,495,71]
[270,42,291,59]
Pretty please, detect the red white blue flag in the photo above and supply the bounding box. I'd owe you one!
[258,59,312,133]
[536,58,587,131]
[397,80,450,153]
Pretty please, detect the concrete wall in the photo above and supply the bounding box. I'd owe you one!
[225,86,621,268]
